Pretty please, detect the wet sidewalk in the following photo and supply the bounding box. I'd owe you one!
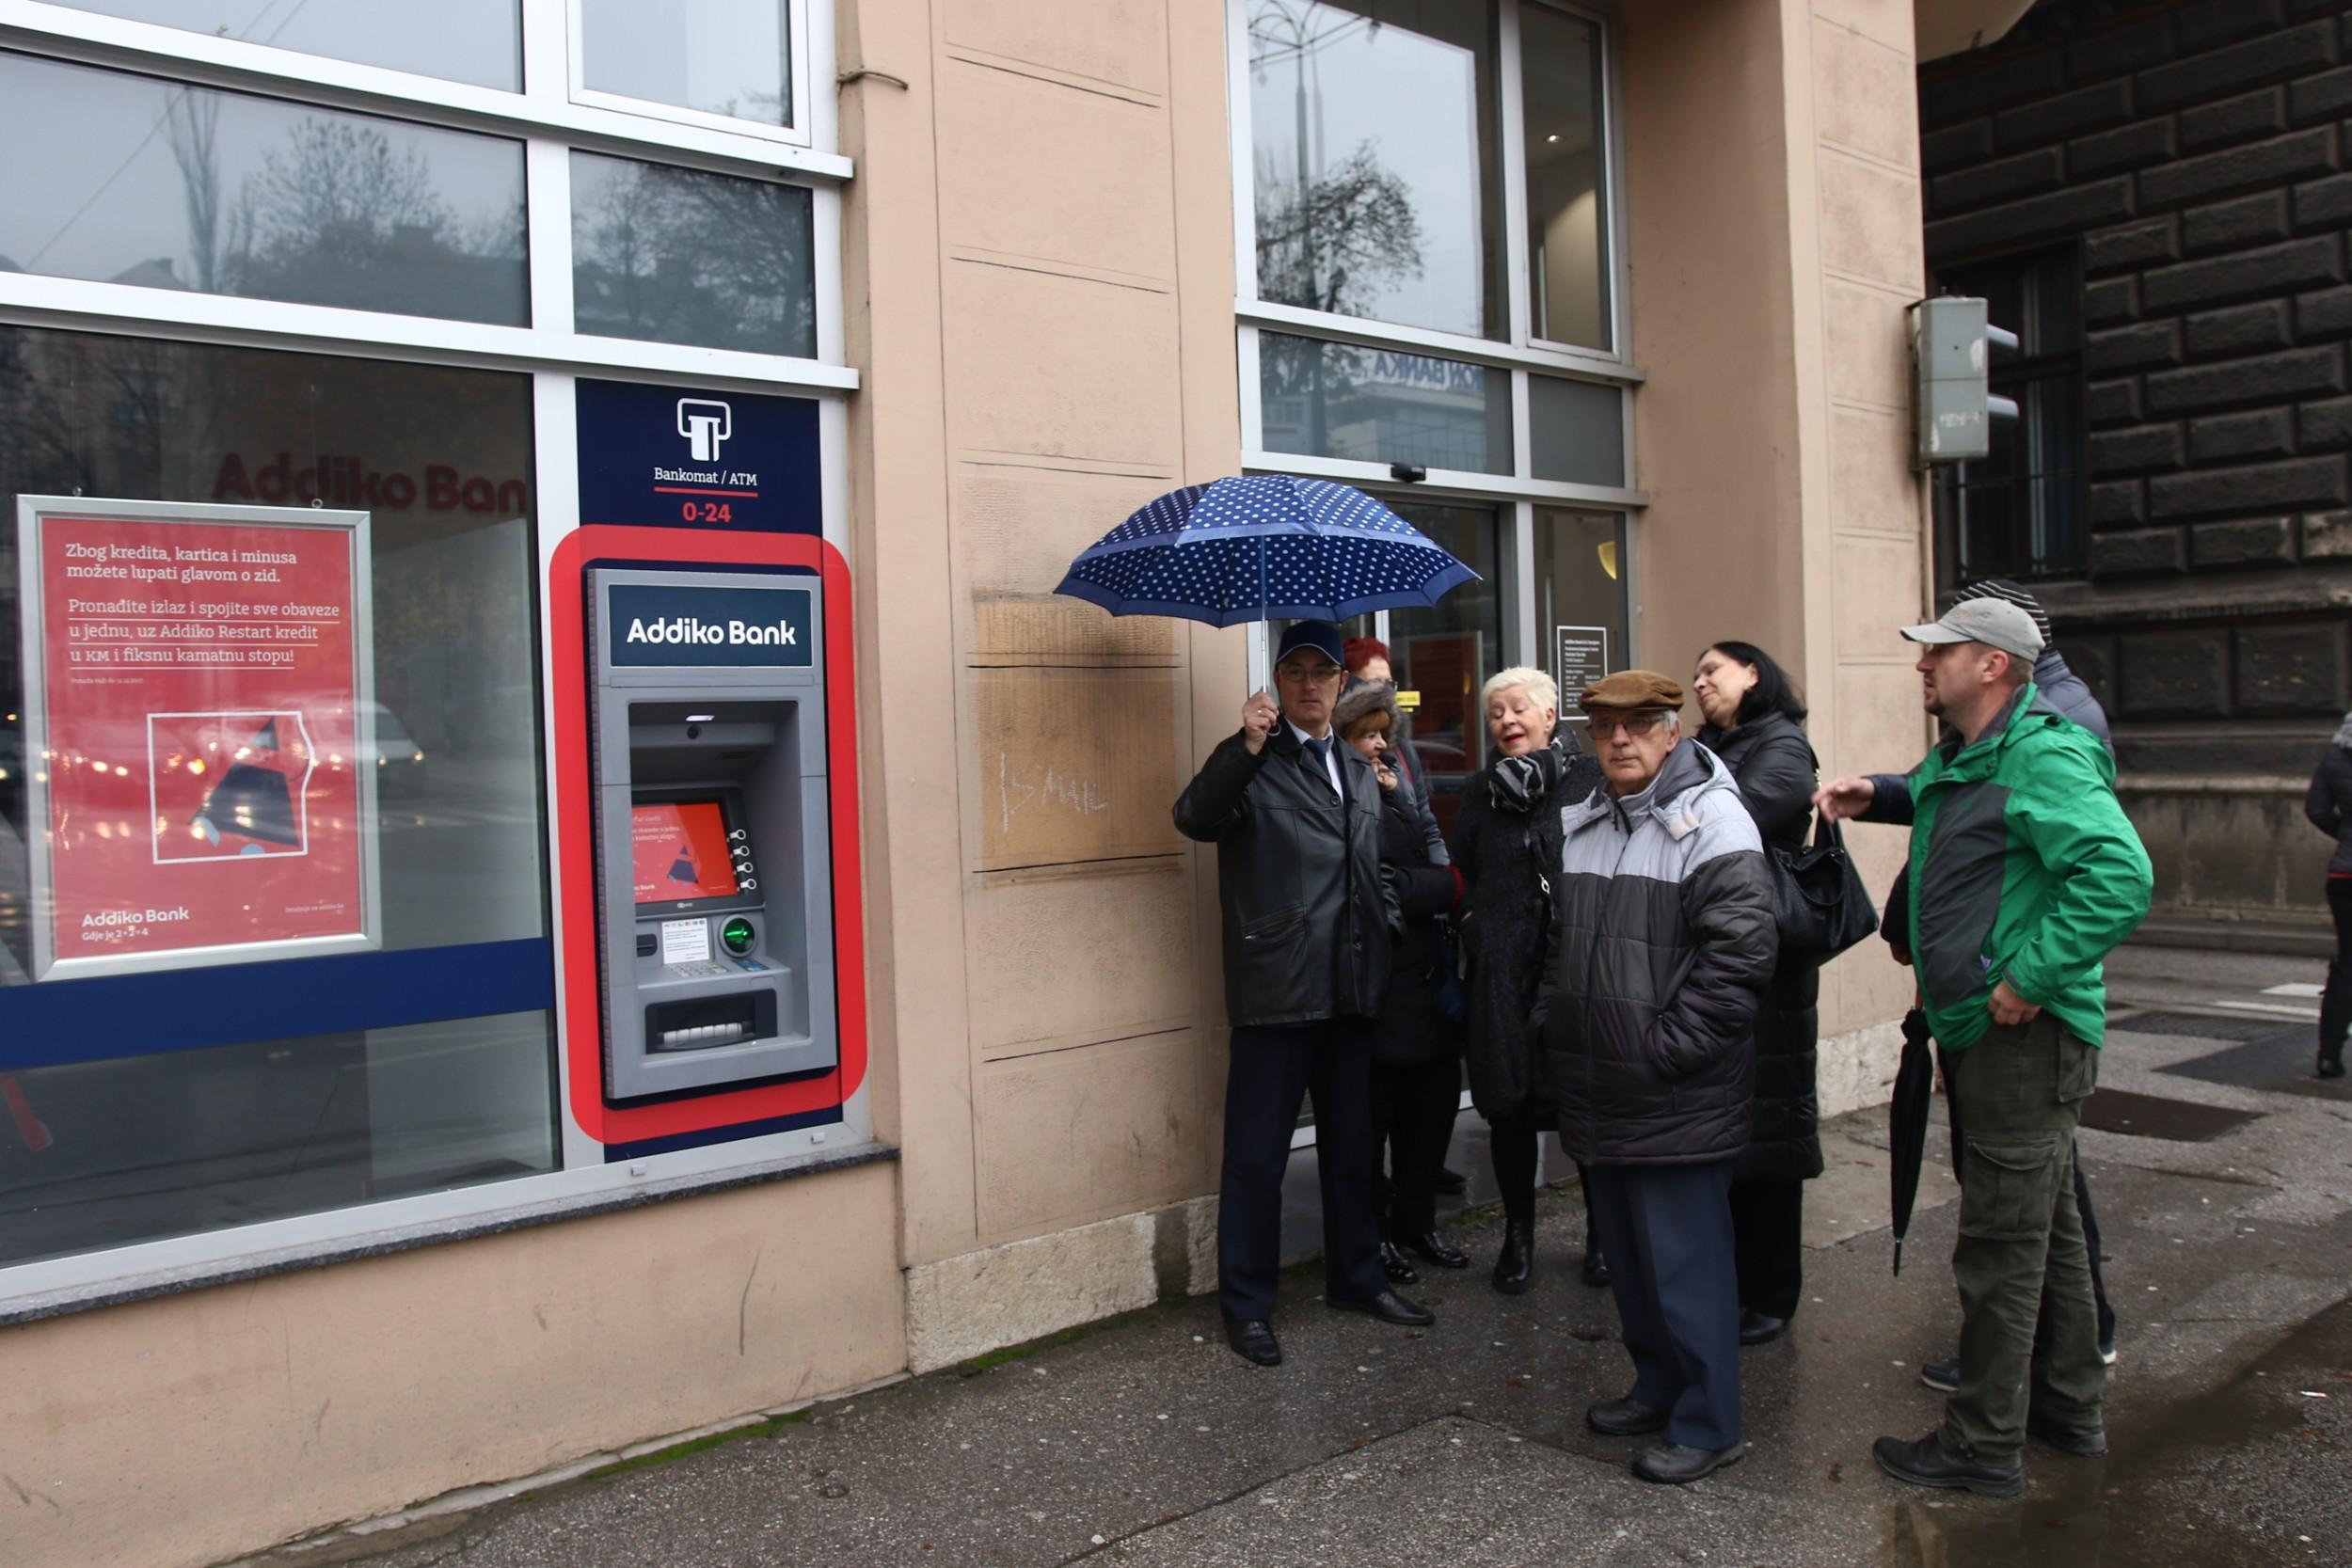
[247,947,2351,1568]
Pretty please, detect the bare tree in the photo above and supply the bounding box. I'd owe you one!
[164,90,222,293]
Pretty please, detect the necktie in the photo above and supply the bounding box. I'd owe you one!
[1306,737,1340,799]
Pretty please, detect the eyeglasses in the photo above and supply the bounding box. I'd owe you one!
[1586,712,1671,740]
[1275,661,1343,684]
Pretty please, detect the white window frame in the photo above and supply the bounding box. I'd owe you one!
[1227,0,1642,678]
[0,0,866,1308]
[564,0,818,150]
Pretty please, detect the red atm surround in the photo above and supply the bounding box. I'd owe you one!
[548,525,866,1146]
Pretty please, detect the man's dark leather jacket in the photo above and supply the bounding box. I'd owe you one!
[1174,721,1393,1028]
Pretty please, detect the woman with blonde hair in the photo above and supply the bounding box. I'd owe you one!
[1449,666,1608,1293]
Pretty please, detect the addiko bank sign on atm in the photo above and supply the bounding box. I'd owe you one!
[550,380,865,1160]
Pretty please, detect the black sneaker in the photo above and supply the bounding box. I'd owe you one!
[1919,1359,1960,1395]
[1872,1430,2024,1498]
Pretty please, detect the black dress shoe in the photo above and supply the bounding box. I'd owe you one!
[2319,1057,2346,1080]
[1404,1230,1470,1270]
[1492,1223,1534,1295]
[1223,1318,1281,1367]
[1871,1430,2024,1497]
[1633,1440,1743,1484]
[1433,1164,1469,1195]
[1581,1246,1610,1289]
[1738,1310,1788,1346]
[1327,1290,1435,1326]
[1379,1240,1419,1285]
[1586,1397,1669,1437]
[2026,1412,2107,1456]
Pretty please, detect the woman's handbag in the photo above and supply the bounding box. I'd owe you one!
[1771,813,1878,964]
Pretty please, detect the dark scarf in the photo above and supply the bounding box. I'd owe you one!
[1488,731,1572,814]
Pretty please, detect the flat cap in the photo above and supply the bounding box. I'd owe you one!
[1581,669,1685,711]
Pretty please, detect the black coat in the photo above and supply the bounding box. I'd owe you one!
[1174,723,1392,1028]
[1448,736,1604,1121]
[1698,711,1825,1184]
[2308,741,2352,876]
[1371,782,1461,1066]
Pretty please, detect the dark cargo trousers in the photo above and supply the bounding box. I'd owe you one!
[1941,1014,2106,1466]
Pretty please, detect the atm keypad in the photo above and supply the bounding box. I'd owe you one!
[665,959,739,980]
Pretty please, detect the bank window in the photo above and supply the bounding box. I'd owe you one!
[573,0,809,143]
[570,152,817,357]
[1934,249,2086,581]
[0,51,530,327]
[1519,4,1610,351]
[42,0,522,91]
[0,325,558,1270]
[1258,333,1513,475]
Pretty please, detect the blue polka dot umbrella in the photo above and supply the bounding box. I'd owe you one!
[1053,474,1479,626]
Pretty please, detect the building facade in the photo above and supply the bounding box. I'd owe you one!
[0,3,2001,1564]
[1917,0,2352,931]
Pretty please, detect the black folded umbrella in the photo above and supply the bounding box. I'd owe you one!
[1889,1006,1936,1276]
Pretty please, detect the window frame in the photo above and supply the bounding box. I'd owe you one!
[564,0,816,150]
[1226,0,1643,689]
[1931,247,2089,584]
[0,0,863,1307]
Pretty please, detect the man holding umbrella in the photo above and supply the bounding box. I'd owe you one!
[1175,620,1434,1368]
[1819,598,2151,1497]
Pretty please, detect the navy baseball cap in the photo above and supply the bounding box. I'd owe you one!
[1274,620,1346,671]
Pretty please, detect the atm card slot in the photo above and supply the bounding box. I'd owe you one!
[644,989,779,1052]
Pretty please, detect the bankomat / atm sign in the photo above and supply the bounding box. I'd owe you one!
[608,582,814,668]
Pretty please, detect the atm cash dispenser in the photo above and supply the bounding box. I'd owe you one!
[588,567,838,1100]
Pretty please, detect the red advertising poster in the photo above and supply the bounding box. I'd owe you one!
[20,498,376,978]
[630,801,739,904]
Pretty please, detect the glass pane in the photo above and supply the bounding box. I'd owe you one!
[48,0,520,90]
[1247,0,1503,339]
[1258,333,1511,474]
[1532,508,1629,726]
[581,0,792,128]
[0,52,528,325]
[0,325,549,974]
[1379,500,1502,839]
[571,153,817,357]
[1528,375,1625,485]
[0,1011,557,1268]
[1520,4,1610,349]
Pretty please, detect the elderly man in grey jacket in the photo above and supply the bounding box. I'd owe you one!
[1531,670,1778,1485]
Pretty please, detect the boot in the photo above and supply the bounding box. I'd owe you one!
[1491,1221,1534,1295]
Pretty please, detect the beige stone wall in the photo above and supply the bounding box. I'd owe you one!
[839,0,1242,1369]
[0,1165,903,1568]
[1624,0,1933,1116]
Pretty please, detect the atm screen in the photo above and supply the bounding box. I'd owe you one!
[631,801,740,904]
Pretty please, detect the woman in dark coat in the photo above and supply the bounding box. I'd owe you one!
[1335,681,1470,1277]
[1450,667,1608,1293]
[2306,709,2352,1078]
[1692,641,1823,1346]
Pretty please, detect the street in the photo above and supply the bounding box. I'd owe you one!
[242,942,2350,1568]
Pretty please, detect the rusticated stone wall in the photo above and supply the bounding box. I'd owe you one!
[1919,0,2351,924]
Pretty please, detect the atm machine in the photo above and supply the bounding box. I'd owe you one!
[586,566,838,1101]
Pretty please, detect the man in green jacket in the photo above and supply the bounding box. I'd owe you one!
[1818,596,2152,1497]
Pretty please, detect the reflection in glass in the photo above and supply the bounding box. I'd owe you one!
[0,1011,558,1268]
[1248,0,1502,339]
[581,0,793,128]
[1371,500,1502,838]
[1532,508,1629,724]
[0,325,548,975]
[1529,375,1625,486]
[1520,5,1610,349]
[0,53,528,325]
[49,0,520,89]
[1259,332,1511,475]
[571,153,817,357]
